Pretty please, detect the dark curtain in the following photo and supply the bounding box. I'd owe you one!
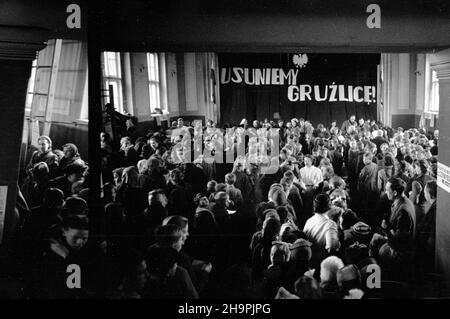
[218,53,379,127]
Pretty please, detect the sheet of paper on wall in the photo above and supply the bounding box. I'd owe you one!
[273,112,280,119]
[437,162,450,194]
[0,186,8,244]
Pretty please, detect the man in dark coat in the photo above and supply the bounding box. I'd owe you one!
[340,115,357,134]
[357,152,380,226]
[415,180,437,273]
[382,177,416,241]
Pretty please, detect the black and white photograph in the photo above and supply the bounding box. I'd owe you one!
[1,0,450,306]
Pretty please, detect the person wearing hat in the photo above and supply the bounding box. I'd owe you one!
[62,196,88,217]
[284,238,313,291]
[59,143,85,171]
[303,193,340,254]
[342,221,373,252]
[48,162,87,198]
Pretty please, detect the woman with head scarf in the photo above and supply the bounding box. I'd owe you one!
[59,143,85,171]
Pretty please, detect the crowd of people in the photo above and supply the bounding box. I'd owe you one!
[1,113,440,299]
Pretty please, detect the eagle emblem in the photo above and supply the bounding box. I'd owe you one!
[292,54,308,68]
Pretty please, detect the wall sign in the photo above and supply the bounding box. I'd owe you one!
[437,162,450,194]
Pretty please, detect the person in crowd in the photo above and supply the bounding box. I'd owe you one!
[319,256,344,299]
[299,155,323,215]
[415,180,437,273]
[28,215,105,298]
[251,216,281,282]
[110,250,149,299]
[144,246,199,299]
[27,136,59,178]
[118,136,139,167]
[21,162,51,208]
[210,191,231,232]
[115,166,147,217]
[262,242,291,298]
[48,163,87,198]
[357,151,380,225]
[166,168,194,218]
[329,120,339,136]
[59,143,85,171]
[128,188,168,251]
[340,210,372,252]
[12,110,441,299]
[303,193,341,255]
[340,115,357,134]
[382,177,416,240]
[336,264,364,299]
[405,159,434,209]
[224,173,244,209]
[378,154,395,194]
[283,238,312,290]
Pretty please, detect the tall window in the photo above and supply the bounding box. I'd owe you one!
[25,59,37,111]
[428,70,439,114]
[102,51,123,112]
[147,53,161,113]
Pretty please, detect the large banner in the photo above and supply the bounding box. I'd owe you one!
[218,53,379,127]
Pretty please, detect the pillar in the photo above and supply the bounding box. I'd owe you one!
[431,49,450,296]
[0,27,47,246]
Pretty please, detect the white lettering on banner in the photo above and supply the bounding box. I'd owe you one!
[287,84,375,103]
[437,162,450,194]
[220,68,376,103]
[221,67,298,86]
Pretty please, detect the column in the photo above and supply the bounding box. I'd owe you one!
[433,56,450,296]
[0,27,47,246]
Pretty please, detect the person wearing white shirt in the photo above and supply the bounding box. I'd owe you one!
[299,155,323,189]
[303,193,341,253]
[299,155,324,216]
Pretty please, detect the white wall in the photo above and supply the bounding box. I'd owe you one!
[126,52,220,124]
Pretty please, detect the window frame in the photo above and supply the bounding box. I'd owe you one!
[25,58,38,114]
[147,52,162,113]
[427,70,439,114]
[102,51,124,113]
